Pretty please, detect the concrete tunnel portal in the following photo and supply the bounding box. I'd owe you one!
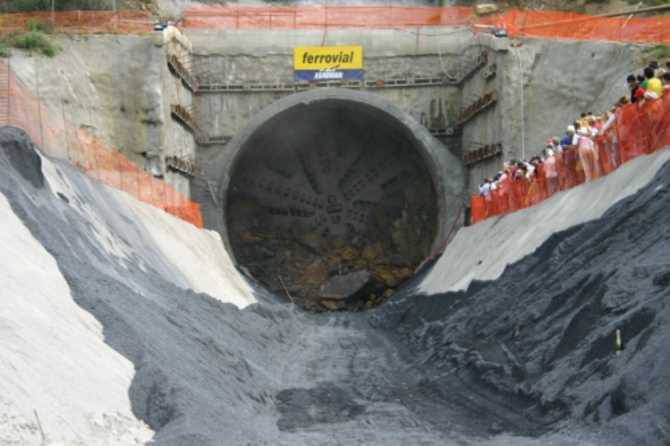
[221,89,453,311]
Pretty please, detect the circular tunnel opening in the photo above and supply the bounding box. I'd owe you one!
[226,97,440,311]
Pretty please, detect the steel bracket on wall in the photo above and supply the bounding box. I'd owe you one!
[457,91,497,126]
[167,54,199,93]
[170,104,209,144]
[428,127,461,137]
[165,155,200,177]
[194,50,490,94]
[463,142,503,166]
[197,135,233,146]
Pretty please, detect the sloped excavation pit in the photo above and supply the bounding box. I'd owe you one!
[225,92,447,311]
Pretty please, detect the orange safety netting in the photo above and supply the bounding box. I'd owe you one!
[181,5,473,29]
[471,91,670,225]
[495,9,670,44]
[181,5,670,45]
[0,59,203,228]
[1,6,670,43]
[0,10,152,35]
[1,6,669,44]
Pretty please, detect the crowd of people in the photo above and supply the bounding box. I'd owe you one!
[475,60,670,216]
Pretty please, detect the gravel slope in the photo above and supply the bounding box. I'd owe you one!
[1,126,669,445]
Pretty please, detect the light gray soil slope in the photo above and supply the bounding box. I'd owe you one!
[1,125,669,445]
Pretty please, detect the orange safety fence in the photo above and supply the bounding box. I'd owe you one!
[0,10,152,35]
[2,6,670,44]
[0,58,203,228]
[181,5,473,29]
[471,90,670,225]
[495,9,670,44]
[180,5,670,45]
[1,6,670,45]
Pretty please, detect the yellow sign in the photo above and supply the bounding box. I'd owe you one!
[294,46,363,71]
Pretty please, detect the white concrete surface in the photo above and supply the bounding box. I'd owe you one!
[420,147,670,294]
[0,191,153,446]
[120,191,255,308]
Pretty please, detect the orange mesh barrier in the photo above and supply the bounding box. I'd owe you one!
[526,169,546,207]
[503,177,517,212]
[512,178,529,209]
[1,59,203,228]
[554,153,566,191]
[497,179,511,214]
[3,6,670,44]
[639,97,666,154]
[470,92,670,224]
[497,9,670,44]
[595,131,620,176]
[180,5,670,44]
[560,146,578,189]
[0,11,151,35]
[649,92,670,151]
[470,194,487,224]
[491,186,508,215]
[616,104,649,163]
[181,5,473,30]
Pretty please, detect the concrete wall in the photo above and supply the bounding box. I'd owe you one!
[9,32,199,198]
[195,87,459,140]
[10,36,165,166]
[187,26,479,141]
[158,27,197,197]
[187,26,477,224]
[459,35,509,192]
[460,36,639,193]
[8,26,641,205]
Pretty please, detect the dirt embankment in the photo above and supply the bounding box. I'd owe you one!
[377,153,670,443]
[2,126,669,445]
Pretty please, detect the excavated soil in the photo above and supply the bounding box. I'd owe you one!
[2,127,670,445]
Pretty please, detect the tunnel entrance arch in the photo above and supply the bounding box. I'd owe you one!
[217,88,459,310]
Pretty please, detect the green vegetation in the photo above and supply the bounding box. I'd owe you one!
[643,44,670,62]
[0,42,9,58]
[626,0,670,5]
[0,21,59,58]
[0,0,112,12]
[26,18,54,34]
[10,31,58,57]
[0,0,51,12]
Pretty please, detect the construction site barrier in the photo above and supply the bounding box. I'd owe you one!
[0,58,203,228]
[1,6,670,44]
[471,91,670,225]
[180,5,670,45]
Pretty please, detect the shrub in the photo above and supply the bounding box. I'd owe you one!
[26,19,54,34]
[0,0,114,12]
[642,44,670,63]
[10,31,59,57]
[0,0,50,12]
[0,42,9,58]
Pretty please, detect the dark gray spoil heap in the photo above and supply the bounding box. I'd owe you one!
[1,125,669,445]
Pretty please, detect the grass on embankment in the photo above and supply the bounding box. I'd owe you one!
[0,20,59,58]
